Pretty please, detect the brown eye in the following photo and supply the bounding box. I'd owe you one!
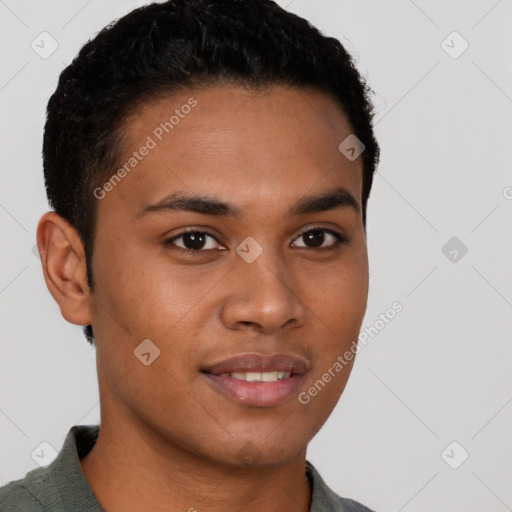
[292,228,346,249]
[167,231,225,251]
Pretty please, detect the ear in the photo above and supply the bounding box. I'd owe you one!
[36,212,92,326]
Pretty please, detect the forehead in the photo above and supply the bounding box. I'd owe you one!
[98,84,363,220]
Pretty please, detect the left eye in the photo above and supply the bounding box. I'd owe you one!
[291,228,344,249]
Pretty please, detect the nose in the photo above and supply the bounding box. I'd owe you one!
[219,250,306,335]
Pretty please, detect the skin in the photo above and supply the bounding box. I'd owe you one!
[37,84,369,512]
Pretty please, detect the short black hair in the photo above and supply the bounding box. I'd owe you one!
[43,0,380,345]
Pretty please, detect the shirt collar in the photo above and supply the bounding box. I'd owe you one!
[29,425,104,512]
[306,460,352,511]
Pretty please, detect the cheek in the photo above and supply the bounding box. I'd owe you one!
[296,264,366,428]
[300,245,368,399]
[90,244,215,395]
[91,238,188,334]
[307,248,368,335]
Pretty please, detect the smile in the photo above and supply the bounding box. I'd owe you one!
[218,371,292,382]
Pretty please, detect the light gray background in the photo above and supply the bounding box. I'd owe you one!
[1,0,511,510]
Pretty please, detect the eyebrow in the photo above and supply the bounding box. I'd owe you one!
[135,186,360,219]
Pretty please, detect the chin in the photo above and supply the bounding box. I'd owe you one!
[218,439,305,470]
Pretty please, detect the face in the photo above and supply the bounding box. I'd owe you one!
[88,84,368,468]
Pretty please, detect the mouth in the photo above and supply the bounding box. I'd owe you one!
[201,353,308,407]
[217,370,292,382]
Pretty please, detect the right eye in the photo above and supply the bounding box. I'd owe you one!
[165,230,226,252]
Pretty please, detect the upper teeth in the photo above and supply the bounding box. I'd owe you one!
[219,371,291,382]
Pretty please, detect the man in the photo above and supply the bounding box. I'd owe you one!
[0,0,380,510]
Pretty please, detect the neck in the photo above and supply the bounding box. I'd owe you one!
[80,414,312,512]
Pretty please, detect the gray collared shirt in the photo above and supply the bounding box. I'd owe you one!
[0,425,375,511]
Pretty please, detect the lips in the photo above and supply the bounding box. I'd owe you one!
[202,353,308,376]
[201,353,309,407]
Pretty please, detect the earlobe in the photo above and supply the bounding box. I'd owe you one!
[36,212,93,327]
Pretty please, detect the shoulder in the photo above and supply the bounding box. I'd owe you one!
[332,496,377,512]
[0,474,45,512]
[319,489,376,512]
[306,460,376,512]
[0,425,101,512]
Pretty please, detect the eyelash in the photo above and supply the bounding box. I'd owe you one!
[165,225,348,253]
